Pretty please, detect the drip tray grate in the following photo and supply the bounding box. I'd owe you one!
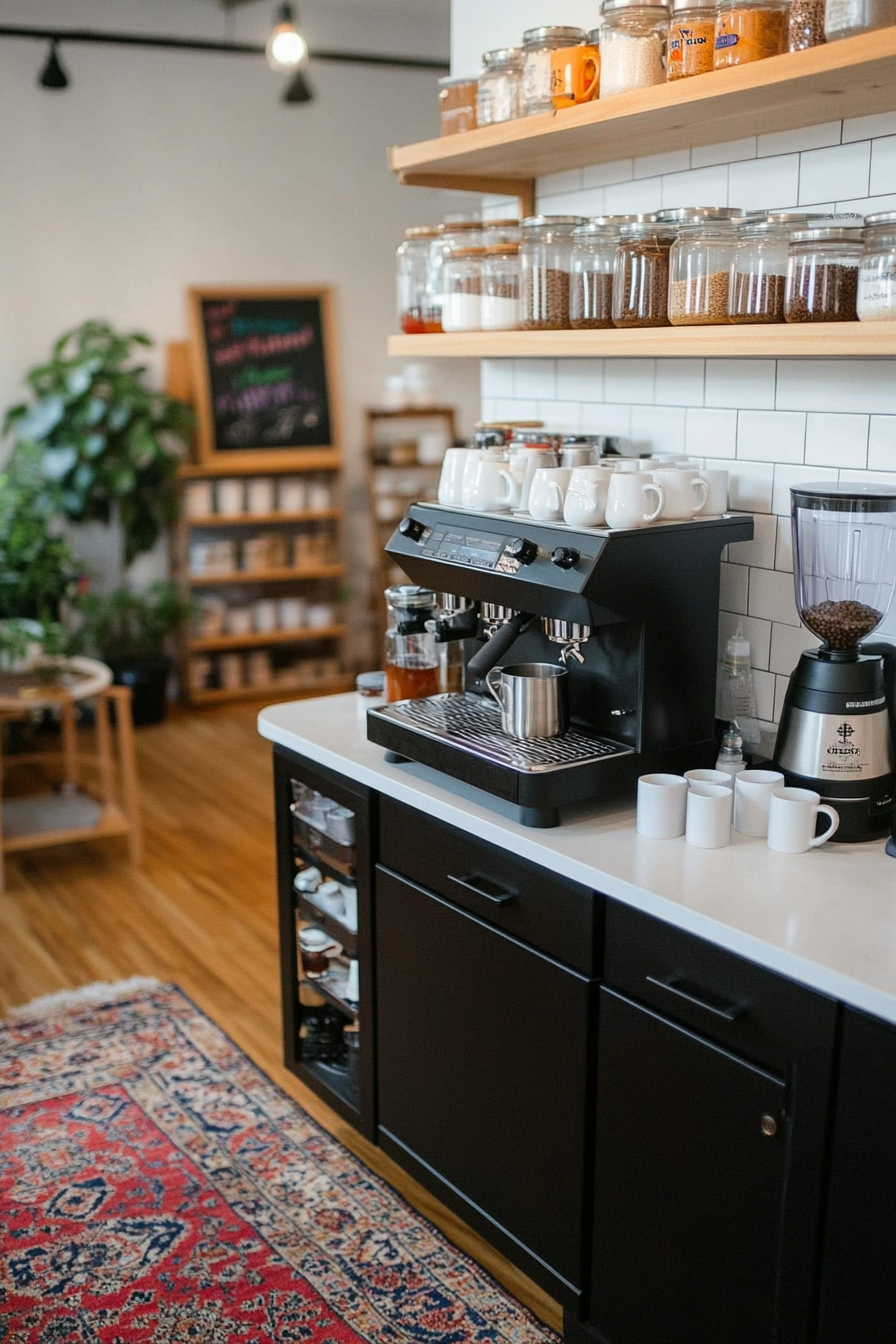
[374,694,632,774]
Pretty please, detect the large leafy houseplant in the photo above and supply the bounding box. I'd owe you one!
[0,447,77,625]
[3,320,194,565]
[71,583,192,662]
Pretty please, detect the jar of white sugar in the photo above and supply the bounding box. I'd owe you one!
[599,0,670,97]
[441,248,485,332]
[482,245,521,331]
[858,212,896,322]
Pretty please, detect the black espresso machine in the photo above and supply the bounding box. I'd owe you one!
[367,502,754,827]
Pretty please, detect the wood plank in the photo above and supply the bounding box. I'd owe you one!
[387,323,896,359]
[389,30,896,183]
[184,508,342,528]
[177,451,342,478]
[187,563,345,587]
[188,625,348,653]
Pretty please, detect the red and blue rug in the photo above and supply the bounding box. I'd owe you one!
[0,980,558,1343]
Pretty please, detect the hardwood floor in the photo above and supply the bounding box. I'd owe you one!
[0,700,562,1335]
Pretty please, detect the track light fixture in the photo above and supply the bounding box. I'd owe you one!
[266,4,308,73]
[283,69,314,104]
[39,38,69,90]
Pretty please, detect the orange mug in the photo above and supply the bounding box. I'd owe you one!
[550,43,600,109]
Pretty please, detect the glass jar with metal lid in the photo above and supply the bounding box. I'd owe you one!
[858,212,896,322]
[434,221,483,325]
[667,0,716,78]
[785,224,863,323]
[571,218,635,330]
[599,0,670,98]
[520,215,585,330]
[396,226,442,334]
[522,26,586,115]
[714,0,790,67]
[728,213,819,324]
[384,585,439,704]
[825,0,896,40]
[482,244,521,331]
[441,248,485,332]
[612,217,676,328]
[477,47,525,125]
[669,211,742,326]
[484,218,522,249]
[788,0,827,48]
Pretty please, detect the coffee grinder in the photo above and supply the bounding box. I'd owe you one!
[773,482,896,843]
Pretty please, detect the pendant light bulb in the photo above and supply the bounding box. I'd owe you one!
[39,39,69,91]
[266,4,309,72]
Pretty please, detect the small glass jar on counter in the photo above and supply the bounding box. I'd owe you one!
[784,225,863,324]
[522,26,586,115]
[571,219,629,330]
[714,0,790,67]
[520,215,585,330]
[438,75,478,135]
[396,226,442,335]
[858,212,896,322]
[477,47,525,125]
[825,0,896,39]
[441,248,485,332]
[482,244,521,331]
[788,0,827,48]
[667,0,717,78]
[612,218,676,328]
[599,0,670,98]
[669,213,741,326]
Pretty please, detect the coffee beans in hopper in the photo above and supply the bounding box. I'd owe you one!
[802,599,883,649]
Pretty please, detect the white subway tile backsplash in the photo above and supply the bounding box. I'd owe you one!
[481,397,501,422]
[728,154,799,210]
[660,165,729,208]
[481,359,514,399]
[630,405,686,455]
[706,360,776,409]
[718,610,772,671]
[556,358,604,402]
[728,512,778,568]
[634,148,691,179]
[727,461,775,513]
[691,137,756,168]
[604,176,664,214]
[536,167,584,196]
[685,408,738,459]
[758,123,842,157]
[604,359,656,404]
[775,516,793,571]
[772,463,838,516]
[581,158,633,188]
[513,359,557,400]
[655,359,705,406]
[799,142,870,206]
[591,403,632,437]
[753,669,777,723]
[843,111,896,143]
[737,410,806,464]
[540,400,581,428]
[720,562,749,614]
[770,621,817,676]
[870,136,896,197]
[544,185,606,217]
[868,416,896,471]
[494,397,540,421]
[749,567,801,626]
[777,361,896,415]
[805,412,869,469]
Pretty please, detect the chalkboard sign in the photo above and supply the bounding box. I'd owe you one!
[187,287,339,468]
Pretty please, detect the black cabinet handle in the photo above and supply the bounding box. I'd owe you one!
[448,873,516,906]
[646,974,744,1023]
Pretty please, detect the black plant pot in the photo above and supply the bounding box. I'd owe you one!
[106,654,172,726]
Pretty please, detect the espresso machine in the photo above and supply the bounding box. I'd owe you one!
[367,502,753,827]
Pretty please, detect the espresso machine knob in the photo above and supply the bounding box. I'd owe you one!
[398,516,426,543]
[551,546,580,570]
[505,537,539,566]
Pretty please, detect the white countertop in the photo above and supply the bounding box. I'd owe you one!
[259,693,896,1026]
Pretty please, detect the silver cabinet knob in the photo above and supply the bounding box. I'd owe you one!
[760,1113,778,1137]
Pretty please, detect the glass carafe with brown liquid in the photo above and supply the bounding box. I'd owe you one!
[384,584,440,703]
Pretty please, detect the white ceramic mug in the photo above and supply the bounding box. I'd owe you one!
[613,458,651,473]
[278,478,306,511]
[528,467,574,522]
[247,477,275,514]
[637,773,688,839]
[652,468,710,521]
[700,467,730,516]
[605,473,665,529]
[767,788,840,853]
[563,466,612,528]
[462,452,516,513]
[686,767,735,818]
[216,478,245,516]
[341,884,359,932]
[685,782,731,849]
[517,448,559,513]
[312,879,346,918]
[438,448,476,506]
[734,769,785,838]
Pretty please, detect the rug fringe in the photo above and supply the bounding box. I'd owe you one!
[4,976,164,1021]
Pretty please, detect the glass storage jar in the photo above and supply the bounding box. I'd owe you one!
[599,0,670,97]
[571,219,630,329]
[435,220,483,323]
[858,212,896,322]
[522,26,587,115]
[441,247,485,332]
[825,0,896,38]
[714,0,790,67]
[438,76,478,135]
[395,226,442,335]
[477,47,525,125]
[384,585,439,703]
[788,0,827,47]
[484,218,522,248]
[520,215,585,330]
[669,214,740,325]
[728,216,795,323]
[482,244,521,331]
[785,225,863,323]
[613,218,676,327]
[667,0,717,78]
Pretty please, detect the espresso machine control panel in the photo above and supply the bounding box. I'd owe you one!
[418,523,601,581]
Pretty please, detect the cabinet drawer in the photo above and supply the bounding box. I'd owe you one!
[379,796,598,973]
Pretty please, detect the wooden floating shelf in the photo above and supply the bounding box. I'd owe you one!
[183,509,342,528]
[177,451,342,479]
[387,323,896,359]
[187,564,345,586]
[390,29,896,195]
[189,677,354,706]
[188,625,348,653]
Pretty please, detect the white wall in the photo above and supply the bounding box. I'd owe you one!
[451,0,600,75]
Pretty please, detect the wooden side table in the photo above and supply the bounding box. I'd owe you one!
[0,658,142,889]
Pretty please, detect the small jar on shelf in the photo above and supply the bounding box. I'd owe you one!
[521,26,586,116]
[483,218,521,249]
[667,0,717,78]
[788,0,827,47]
[441,247,485,332]
[728,213,813,324]
[482,245,521,331]
[571,219,631,330]
[612,217,676,328]
[520,215,585,331]
[713,0,790,68]
[396,226,442,334]
[598,0,670,99]
[668,211,741,326]
[477,47,525,125]
[825,0,896,39]
[784,224,863,323]
[438,75,478,135]
[858,212,896,322]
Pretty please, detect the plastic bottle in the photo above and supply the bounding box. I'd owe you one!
[716,622,760,749]
[715,721,748,783]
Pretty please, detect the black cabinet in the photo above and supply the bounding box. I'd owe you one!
[375,859,596,1307]
[817,1007,896,1342]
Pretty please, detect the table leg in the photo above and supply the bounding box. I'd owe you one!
[95,691,115,806]
[110,687,142,867]
[60,697,78,793]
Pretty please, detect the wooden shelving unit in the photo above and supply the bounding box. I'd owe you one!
[187,564,345,588]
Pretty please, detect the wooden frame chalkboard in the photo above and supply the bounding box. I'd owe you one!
[187,286,341,469]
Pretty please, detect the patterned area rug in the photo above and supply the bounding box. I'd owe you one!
[0,980,558,1344]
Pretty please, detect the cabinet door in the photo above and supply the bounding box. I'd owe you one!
[375,864,592,1305]
[591,987,787,1344]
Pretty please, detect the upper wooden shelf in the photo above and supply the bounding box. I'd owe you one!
[387,323,896,359]
[389,30,896,198]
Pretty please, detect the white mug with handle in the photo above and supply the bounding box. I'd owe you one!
[563,465,613,528]
[606,473,665,529]
[528,467,573,522]
[652,468,710,521]
[767,787,840,853]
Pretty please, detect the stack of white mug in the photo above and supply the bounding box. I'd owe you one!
[637,770,840,853]
[438,445,729,528]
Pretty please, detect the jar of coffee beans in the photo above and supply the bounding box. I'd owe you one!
[858,212,896,322]
[599,0,670,97]
[667,210,743,326]
[784,225,863,324]
[571,219,634,330]
[788,0,827,47]
[520,215,585,330]
[728,213,818,324]
[482,244,521,331]
[612,218,676,328]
